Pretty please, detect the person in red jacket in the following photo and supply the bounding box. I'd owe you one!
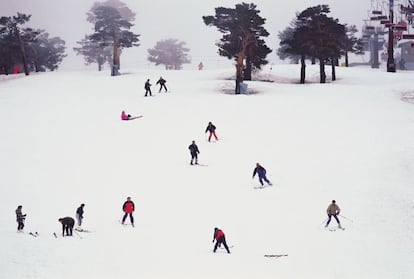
[212,227,230,253]
[122,197,135,227]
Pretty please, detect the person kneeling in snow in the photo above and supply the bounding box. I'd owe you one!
[213,227,230,253]
[58,217,75,237]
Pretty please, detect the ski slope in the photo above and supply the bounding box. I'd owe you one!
[0,65,413,279]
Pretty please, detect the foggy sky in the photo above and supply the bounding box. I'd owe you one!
[0,0,370,70]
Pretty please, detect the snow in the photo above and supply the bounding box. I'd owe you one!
[1,64,414,279]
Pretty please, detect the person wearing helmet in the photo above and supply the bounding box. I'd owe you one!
[212,227,230,254]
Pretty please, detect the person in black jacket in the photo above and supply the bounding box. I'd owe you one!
[252,163,272,186]
[76,203,85,227]
[156,77,167,92]
[188,140,200,165]
[212,227,230,253]
[205,121,218,142]
[58,217,75,237]
[144,79,152,96]
[15,205,26,232]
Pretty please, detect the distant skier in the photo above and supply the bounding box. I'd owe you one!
[212,227,230,253]
[156,77,167,92]
[58,217,75,237]
[198,62,204,70]
[252,163,272,186]
[188,140,200,165]
[121,110,131,120]
[76,203,85,227]
[122,197,135,227]
[144,79,152,97]
[325,200,342,229]
[205,121,218,142]
[15,205,26,232]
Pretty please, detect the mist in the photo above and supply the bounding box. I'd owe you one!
[0,0,368,70]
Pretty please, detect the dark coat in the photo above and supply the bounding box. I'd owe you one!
[76,206,84,218]
[188,143,199,155]
[205,123,216,133]
[253,165,266,178]
[156,78,166,85]
[145,80,151,90]
[15,208,26,222]
[60,217,75,227]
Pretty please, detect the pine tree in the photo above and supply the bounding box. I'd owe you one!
[147,39,191,70]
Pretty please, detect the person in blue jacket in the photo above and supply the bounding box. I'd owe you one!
[252,163,272,186]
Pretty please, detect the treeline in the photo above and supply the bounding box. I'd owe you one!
[1,1,365,90]
[0,13,66,75]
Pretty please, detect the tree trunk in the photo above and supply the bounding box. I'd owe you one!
[345,51,349,67]
[112,30,120,76]
[331,59,336,81]
[17,29,29,76]
[300,55,306,84]
[244,52,252,80]
[319,59,326,83]
[235,52,245,94]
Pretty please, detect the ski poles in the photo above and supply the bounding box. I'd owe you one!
[339,214,354,222]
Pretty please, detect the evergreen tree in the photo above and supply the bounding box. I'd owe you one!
[27,31,66,72]
[147,39,191,70]
[203,3,270,93]
[74,35,112,71]
[343,24,365,67]
[88,5,139,76]
[0,13,38,75]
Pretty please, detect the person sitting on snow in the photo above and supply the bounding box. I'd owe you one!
[121,110,131,120]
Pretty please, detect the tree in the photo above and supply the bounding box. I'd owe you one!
[295,5,346,83]
[87,0,135,23]
[203,3,271,93]
[0,13,39,75]
[27,31,66,72]
[147,39,191,70]
[74,35,112,71]
[277,25,301,64]
[88,4,139,76]
[343,24,365,67]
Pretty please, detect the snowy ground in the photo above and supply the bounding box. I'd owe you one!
[0,64,413,279]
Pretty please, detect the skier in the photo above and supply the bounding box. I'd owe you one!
[252,163,272,186]
[144,79,152,97]
[76,203,85,227]
[121,110,131,120]
[205,121,218,142]
[156,76,167,92]
[198,62,204,70]
[58,217,75,237]
[212,227,230,253]
[15,205,26,232]
[325,200,342,229]
[188,140,200,165]
[122,197,135,227]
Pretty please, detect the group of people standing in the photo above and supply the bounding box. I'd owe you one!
[144,77,167,97]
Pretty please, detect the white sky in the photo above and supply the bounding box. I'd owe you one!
[1,0,381,69]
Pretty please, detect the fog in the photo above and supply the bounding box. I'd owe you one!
[1,0,369,70]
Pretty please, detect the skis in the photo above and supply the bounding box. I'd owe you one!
[29,232,39,237]
[190,163,208,167]
[75,228,93,233]
[264,254,288,258]
[327,227,345,232]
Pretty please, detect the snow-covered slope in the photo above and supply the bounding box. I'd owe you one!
[1,65,413,279]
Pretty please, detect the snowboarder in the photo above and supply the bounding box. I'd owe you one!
[144,79,152,97]
[325,200,342,229]
[121,110,131,120]
[205,121,218,142]
[156,77,167,92]
[213,227,230,253]
[122,197,135,227]
[252,163,272,186]
[58,217,75,237]
[15,205,26,232]
[76,203,85,227]
[188,140,200,165]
